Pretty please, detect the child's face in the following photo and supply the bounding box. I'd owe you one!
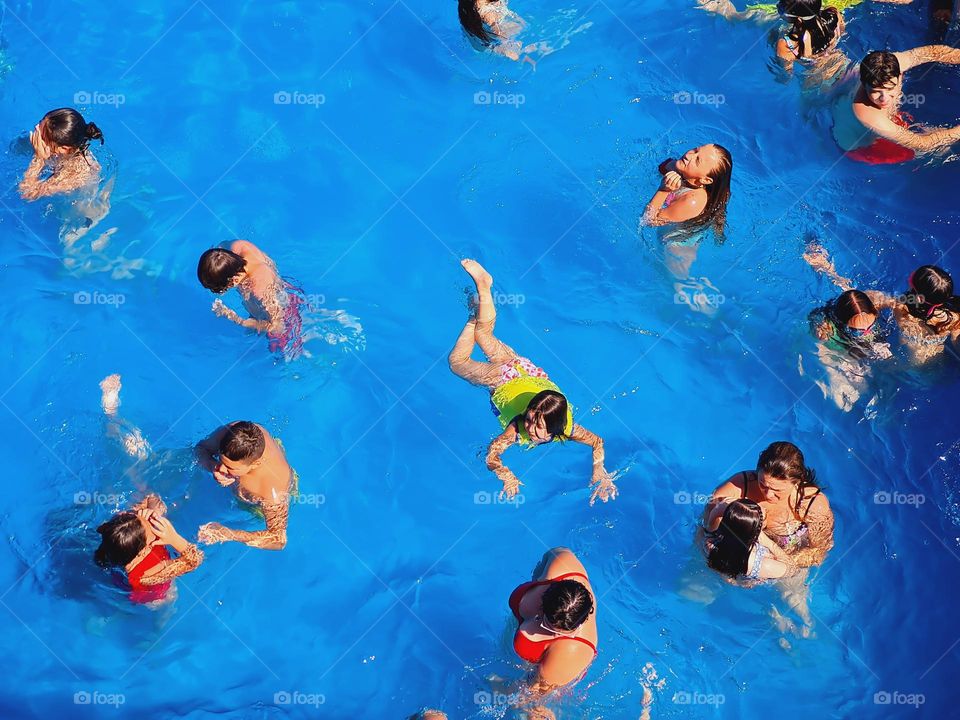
[865,78,901,110]
[217,455,254,479]
[524,412,552,444]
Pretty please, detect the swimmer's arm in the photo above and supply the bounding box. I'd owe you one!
[643,187,706,226]
[855,104,960,151]
[195,426,229,471]
[214,501,289,551]
[569,425,618,504]
[789,496,834,567]
[897,45,960,73]
[863,290,897,311]
[139,541,204,586]
[18,158,89,201]
[775,38,796,72]
[696,0,776,23]
[211,300,274,332]
[486,428,522,496]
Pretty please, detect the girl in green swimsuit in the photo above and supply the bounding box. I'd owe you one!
[448,259,618,505]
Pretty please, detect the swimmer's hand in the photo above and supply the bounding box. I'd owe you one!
[499,472,523,500]
[589,469,619,505]
[212,468,238,487]
[144,512,186,548]
[198,522,234,545]
[29,125,51,161]
[660,171,683,193]
[211,299,241,321]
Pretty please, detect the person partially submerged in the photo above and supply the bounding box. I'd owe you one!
[19,108,104,201]
[195,421,294,550]
[832,48,960,164]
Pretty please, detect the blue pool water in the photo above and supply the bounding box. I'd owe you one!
[0,0,958,718]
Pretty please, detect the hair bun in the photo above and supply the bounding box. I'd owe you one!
[85,122,105,144]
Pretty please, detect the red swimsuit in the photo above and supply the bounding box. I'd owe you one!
[508,571,598,663]
[845,112,916,165]
[126,546,171,604]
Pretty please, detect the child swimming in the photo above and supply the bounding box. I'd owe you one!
[832,47,960,163]
[19,108,104,201]
[702,499,796,584]
[195,421,293,550]
[806,244,960,364]
[458,0,542,63]
[642,144,732,233]
[197,240,305,358]
[95,495,203,605]
[448,259,617,505]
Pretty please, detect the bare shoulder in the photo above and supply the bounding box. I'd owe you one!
[544,549,589,583]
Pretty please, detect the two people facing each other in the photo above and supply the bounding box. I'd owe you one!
[806,244,960,366]
[449,259,618,504]
[19,107,104,201]
[703,441,834,585]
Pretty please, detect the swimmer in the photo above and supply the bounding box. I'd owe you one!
[508,548,598,705]
[448,259,618,505]
[706,442,834,568]
[702,499,797,584]
[806,244,960,364]
[195,421,293,550]
[197,241,305,357]
[95,494,203,605]
[832,47,960,163]
[643,145,733,234]
[19,108,104,201]
[406,711,447,720]
[458,0,543,64]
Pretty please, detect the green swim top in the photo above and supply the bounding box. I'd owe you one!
[747,0,863,12]
[490,367,574,446]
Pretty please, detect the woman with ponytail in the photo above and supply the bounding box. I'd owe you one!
[706,441,834,568]
[19,107,105,201]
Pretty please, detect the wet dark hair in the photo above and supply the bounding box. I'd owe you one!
[522,390,569,439]
[95,512,146,568]
[860,51,901,89]
[459,0,498,45]
[778,0,840,57]
[706,499,763,578]
[757,441,820,517]
[542,579,593,631]
[905,265,960,324]
[810,290,880,359]
[701,144,733,238]
[197,248,247,294]
[220,421,265,463]
[40,108,104,154]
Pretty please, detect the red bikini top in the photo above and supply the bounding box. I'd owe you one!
[508,571,598,664]
[127,546,171,604]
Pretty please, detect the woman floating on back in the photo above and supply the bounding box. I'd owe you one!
[19,108,104,201]
[449,259,617,504]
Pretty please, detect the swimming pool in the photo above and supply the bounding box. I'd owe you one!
[1,0,958,717]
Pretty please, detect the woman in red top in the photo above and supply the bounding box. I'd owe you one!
[508,547,598,704]
[95,495,203,605]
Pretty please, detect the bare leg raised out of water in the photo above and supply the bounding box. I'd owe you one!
[100,374,150,461]
[448,259,520,388]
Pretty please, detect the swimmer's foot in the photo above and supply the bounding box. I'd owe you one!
[100,374,122,416]
[461,259,493,291]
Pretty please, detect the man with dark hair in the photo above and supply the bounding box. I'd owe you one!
[195,421,293,550]
[833,45,960,163]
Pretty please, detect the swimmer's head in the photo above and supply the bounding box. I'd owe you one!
[777,0,822,17]
[756,441,817,503]
[777,1,839,57]
[674,144,733,236]
[906,265,959,321]
[542,578,594,633]
[38,108,104,156]
[834,290,878,336]
[523,390,568,444]
[407,711,448,720]
[860,51,902,109]
[458,0,498,45]
[198,248,248,294]
[217,421,266,477]
[94,512,147,568]
[707,499,764,578]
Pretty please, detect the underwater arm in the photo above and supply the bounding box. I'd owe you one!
[199,501,289,551]
[486,427,522,497]
[211,299,273,332]
[789,497,834,567]
[568,424,618,504]
[139,542,204,586]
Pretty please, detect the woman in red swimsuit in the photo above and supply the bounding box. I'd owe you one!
[95,495,203,605]
[508,547,598,702]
